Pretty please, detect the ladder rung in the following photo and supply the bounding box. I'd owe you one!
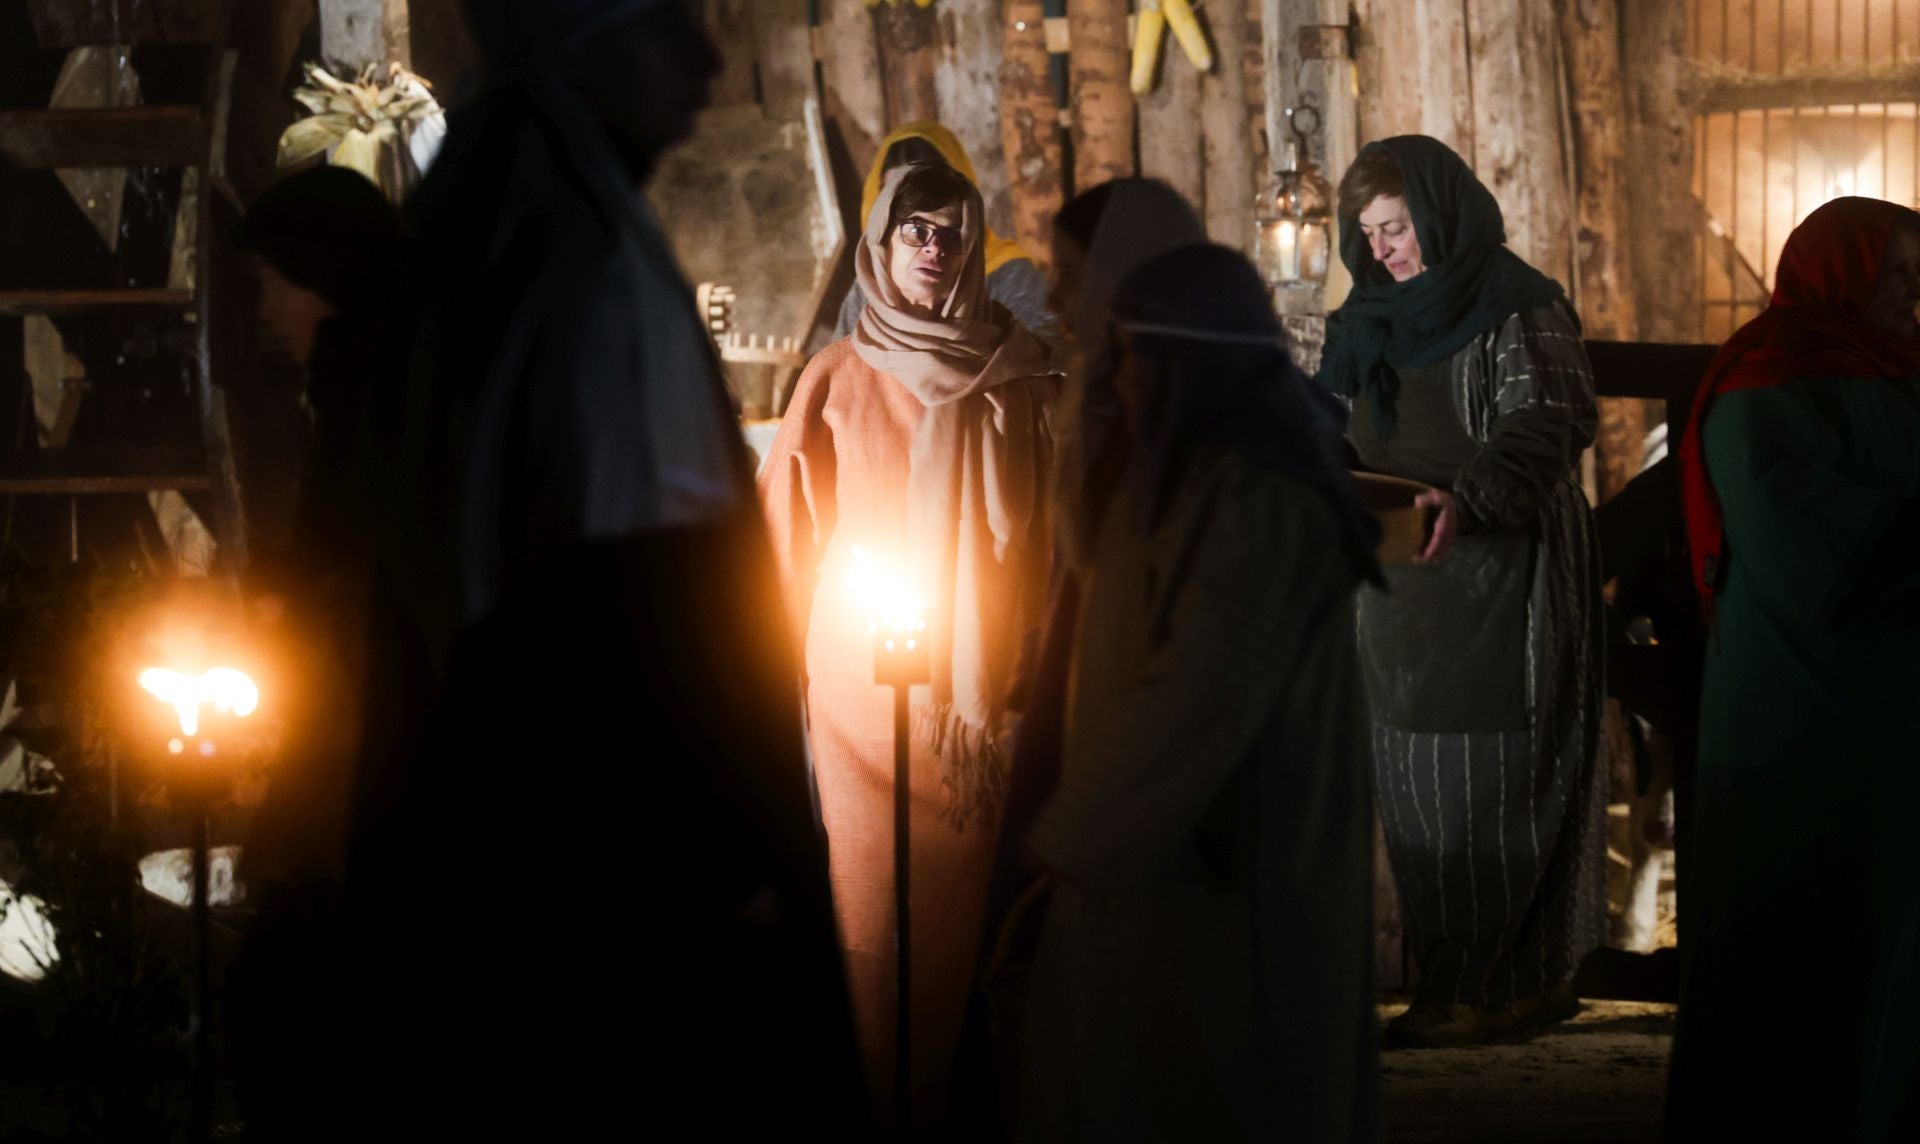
[26,0,225,49]
[0,289,195,316]
[0,107,206,170]
[0,474,212,496]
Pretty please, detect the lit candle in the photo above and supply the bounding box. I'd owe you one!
[1278,219,1300,281]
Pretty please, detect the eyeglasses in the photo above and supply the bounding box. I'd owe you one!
[895,219,964,251]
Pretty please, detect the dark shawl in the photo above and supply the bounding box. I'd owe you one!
[1317,135,1567,434]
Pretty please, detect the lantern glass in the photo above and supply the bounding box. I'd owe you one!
[1252,132,1334,314]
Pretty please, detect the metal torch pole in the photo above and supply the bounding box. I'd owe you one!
[189,804,212,1143]
[892,679,912,1135]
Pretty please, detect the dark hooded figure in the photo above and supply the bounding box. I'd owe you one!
[1018,245,1381,1143]
[1318,136,1606,1047]
[226,166,396,1144]
[1669,196,1920,1142]
[336,2,865,1138]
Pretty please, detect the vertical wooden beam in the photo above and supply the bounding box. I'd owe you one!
[1352,0,1472,155]
[1000,0,1063,268]
[1622,0,1701,343]
[1067,0,1135,189]
[820,0,888,176]
[319,0,410,72]
[1562,0,1636,341]
[1201,0,1257,249]
[757,0,814,121]
[1139,33,1206,211]
[876,2,940,128]
[705,0,760,108]
[1318,0,1359,309]
[936,0,1014,236]
[1466,0,1575,290]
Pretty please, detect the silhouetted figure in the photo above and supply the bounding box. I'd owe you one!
[225,164,397,1144]
[1018,245,1380,1142]
[339,3,864,1138]
[1670,196,1920,1142]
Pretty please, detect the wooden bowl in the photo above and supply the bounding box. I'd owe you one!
[1350,472,1433,566]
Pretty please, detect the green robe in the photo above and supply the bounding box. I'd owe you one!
[1670,376,1920,1141]
[1021,447,1379,1143]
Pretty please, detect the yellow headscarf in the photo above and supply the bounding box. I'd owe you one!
[860,122,1031,277]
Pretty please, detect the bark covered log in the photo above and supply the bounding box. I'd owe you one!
[1200,0,1257,250]
[936,0,1014,237]
[1000,0,1063,268]
[1465,0,1575,290]
[1067,0,1134,190]
[1622,0,1701,343]
[1352,0,1472,155]
[876,1,940,127]
[1138,27,1205,213]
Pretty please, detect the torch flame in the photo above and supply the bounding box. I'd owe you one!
[138,667,259,738]
[846,546,930,634]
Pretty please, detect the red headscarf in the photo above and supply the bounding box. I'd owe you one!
[1679,195,1920,604]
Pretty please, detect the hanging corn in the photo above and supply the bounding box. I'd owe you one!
[1129,0,1214,95]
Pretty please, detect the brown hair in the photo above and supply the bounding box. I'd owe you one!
[888,163,974,227]
[1337,145,1406,220]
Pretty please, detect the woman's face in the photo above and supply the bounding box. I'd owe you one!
[1863,225,1920,342]
[1357,194,1426,282]
[887,202,966,311]
[1048,232,1088,335]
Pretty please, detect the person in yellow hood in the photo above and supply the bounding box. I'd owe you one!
[834,122,1059,342]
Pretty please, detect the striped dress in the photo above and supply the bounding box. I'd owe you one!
[1349,300,1607,1008]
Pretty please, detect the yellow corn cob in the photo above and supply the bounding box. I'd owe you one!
[1130,1,1167,95]
[1163,0,1213,72]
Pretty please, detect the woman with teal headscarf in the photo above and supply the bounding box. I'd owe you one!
[1317,135,1606,1047]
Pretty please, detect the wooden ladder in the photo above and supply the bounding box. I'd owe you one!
[0,1,248,569]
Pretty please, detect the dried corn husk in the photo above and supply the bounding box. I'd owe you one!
[276,62,446,202]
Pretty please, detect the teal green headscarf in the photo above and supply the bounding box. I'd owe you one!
[1316,135,1569,434]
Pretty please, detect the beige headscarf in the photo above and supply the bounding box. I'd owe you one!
[854,163,1062,826]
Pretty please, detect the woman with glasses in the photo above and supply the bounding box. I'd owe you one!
[760,161,1063,1132]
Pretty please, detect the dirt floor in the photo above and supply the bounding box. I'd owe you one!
[1380,999,1676,1144]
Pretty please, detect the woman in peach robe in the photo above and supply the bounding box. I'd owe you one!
[760,162,1061,1128]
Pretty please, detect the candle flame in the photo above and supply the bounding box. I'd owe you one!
[846,546,930,634]
[138,667,259,738]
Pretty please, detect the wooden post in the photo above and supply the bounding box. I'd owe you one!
[1200,0,1257,250]
[1562,0,1636,343]
[1067,0,1134,190]
[1622,0,1700,343]
[820,0,889,176]
[318,0,410,72]
[1465,0,1575,291]
[1317,0,1358,309]
[1000,0,1063,268]
[1351,0,1472,155]
[757,0,814,122]
[705,0,760,108]
[876,2,941,128]
[936,0,1014,237]
[1138,29,1205,212]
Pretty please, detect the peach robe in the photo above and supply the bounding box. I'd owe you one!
[761,338,1048,1117]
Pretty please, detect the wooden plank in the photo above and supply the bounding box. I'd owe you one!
[0,107,205,170]
[1622,0,1701,343]
[756,0,815,121]
[936,0,1015,239]
[1353,0,1472,157]
[1563,0,1636,341]
[1465,0,1576,291]
[876,2,941,127]
[1000,0,1064,270]
[1067,0,1134,190]
[1691,67,1920,113]
[1138,22,1206,213]
[819,0,888,176]
[1318,0,1359,309]
[706,0,760,108]
[319,0,411,71]
[25,0,225,47]
[0,289,195,316]
[1200,0,1257,250]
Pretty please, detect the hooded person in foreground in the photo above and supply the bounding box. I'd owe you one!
[1669,196,1920,1142]
[1018,245,1381,1142]
[338,2,864,1136]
